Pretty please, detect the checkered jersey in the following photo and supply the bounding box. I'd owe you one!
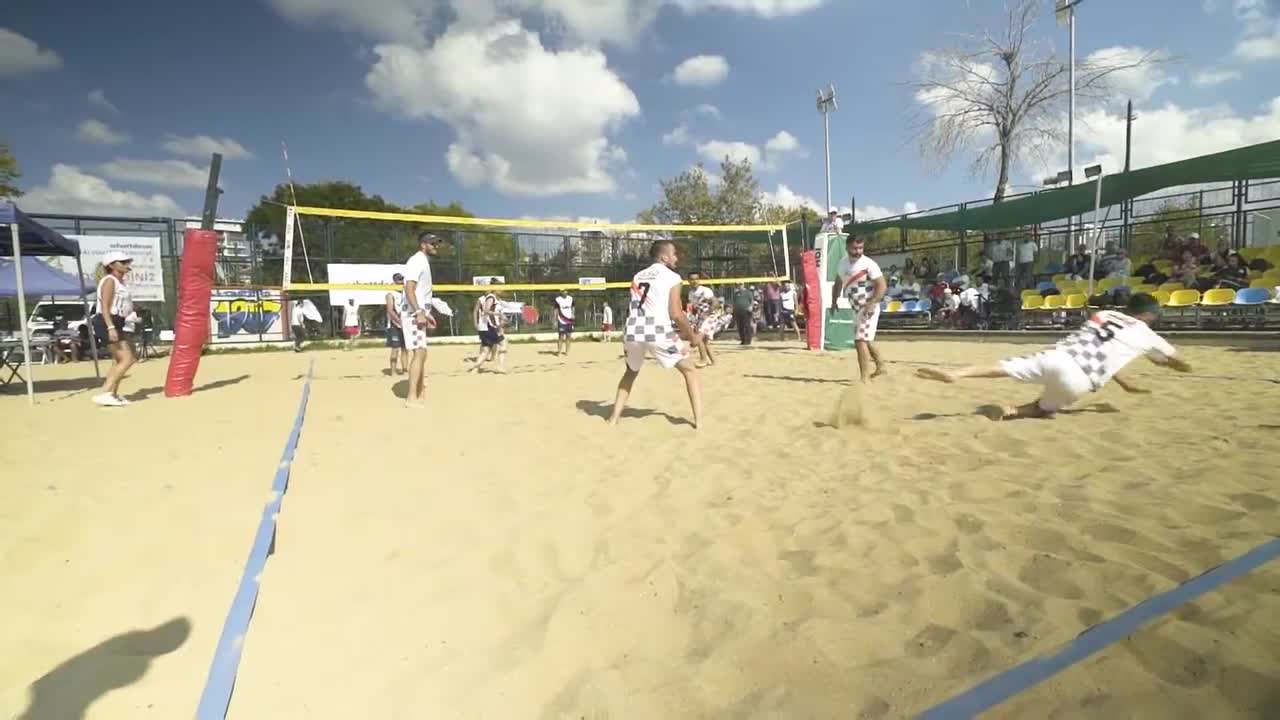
[624,262,682,342]
[1055,310,1177,389]
[836,254,883,310]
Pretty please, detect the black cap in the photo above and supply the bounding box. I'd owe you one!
[1127,292,1161,316]
[418,231,445,245]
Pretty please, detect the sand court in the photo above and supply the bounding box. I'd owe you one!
[3,338,1279,718]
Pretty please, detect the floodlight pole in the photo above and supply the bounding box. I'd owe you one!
[1087,167,1104,298]
[1059,0,1084,252]
[817,85,837,213]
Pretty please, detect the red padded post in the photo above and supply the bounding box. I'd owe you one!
[164,228,218,397]
[801,250,821,351]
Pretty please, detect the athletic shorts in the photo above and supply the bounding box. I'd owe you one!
[400,310,429,351]
[558,322,574,337]
[624,339,688,371]
[853,304,880,342]
[92,314,130,345]
[479,329,502,348]
[1000,349,1095,412]
[602,323,614,332]
[343,326,359,338]
[385,326,404,348]
[780,308,795,324]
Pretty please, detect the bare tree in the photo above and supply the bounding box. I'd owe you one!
[909,0,1162,202]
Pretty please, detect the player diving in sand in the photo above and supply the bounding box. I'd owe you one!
[917,293,1192,420]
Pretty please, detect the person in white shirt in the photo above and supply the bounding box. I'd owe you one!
[777,279,801,342]
[600,302,614,343]
[91,251,136,406]
[467,279,508,374]
[608,240,704,430]
[1016,238,1038,290]
[384,273,407,374]
[554,289,575,357]
[400,231,448,408]
[342,298,360,351]
[821,207,844,234]
[917,293,1192,420]
[831,235,889,382]
[686,271,717,367]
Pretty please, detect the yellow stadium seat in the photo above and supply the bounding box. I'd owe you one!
[1152,290,1172,306]
[1055,282,1078,294]
[1064,293,1088,309]
[1021,295,1044,311]
[1097,278,1120,292]
[1240,247,1263,260]
[886,300,903,313]
[1152,259,1172,270]
[1250,278,1277,290]
[1134,284,1158,294]
[1124,276,1144,287]
[1157,282,1185,293]
[1020,289,1040,302]
[1166,289,1201,307]
[1052,273,1068,283]
[1264,269,1280,281]
[1200,288,1235,306]
[1043,295,1067,310]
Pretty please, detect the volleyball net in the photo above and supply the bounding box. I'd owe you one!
[280,204,798,337]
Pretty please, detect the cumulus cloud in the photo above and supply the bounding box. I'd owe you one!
[1085,46,1176,102]
[662,124,692,146]
[21,164,184,217]
[0,27,62,77]
[1191,68,1243,86]
[76,119,129,146]
[694,103,721,117]
[98,158,209,188]
[1075,96,1280,176]
[88,88,120,114]
[857,202,920,221]
[759,184,822,211]
[764,130,799,154]
[162,134,254,160]
[672,54,729,87]
[697,130,801,170]
[366,20,639,196]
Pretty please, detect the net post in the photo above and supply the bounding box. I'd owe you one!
[282,205,296,290]
[782,225,791,279]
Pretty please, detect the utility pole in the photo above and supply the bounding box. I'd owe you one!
[1123,99,1135,173]
[816,84,837,214]
[1056,0,1084,248]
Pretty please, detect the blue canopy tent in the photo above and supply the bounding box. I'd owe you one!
[0,256,92,296]
[1,201,100,405]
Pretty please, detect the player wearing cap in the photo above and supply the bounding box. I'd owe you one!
[385,272,407,375]
[91,250,136,406]
[917,293,1192,420]
[831,235,889,382]
[608,240,704,430]
[468,279,508,374]
[400,232,447,408]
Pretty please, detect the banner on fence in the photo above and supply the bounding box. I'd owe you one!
[211,288,284,343]
[58,235,166,302]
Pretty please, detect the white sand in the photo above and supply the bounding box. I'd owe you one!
[4,338,1279,718]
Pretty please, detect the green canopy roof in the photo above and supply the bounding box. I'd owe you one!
[849,139,1280,234]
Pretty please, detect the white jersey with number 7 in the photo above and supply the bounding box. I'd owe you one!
[625,262,682,340]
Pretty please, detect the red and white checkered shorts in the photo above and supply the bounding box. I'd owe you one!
[400,310,429,350]
[854,304,880,342]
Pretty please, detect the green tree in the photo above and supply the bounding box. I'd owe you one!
[0,141,22,199]
[638,157,761,225]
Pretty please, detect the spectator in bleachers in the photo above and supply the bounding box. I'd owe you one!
[1064,246,1090,280]
[1105,247,1132,280]
[1016,237,1037,289]
[899,272,922,300]
[917,255,935,281]
[927,274,948,311]
[1161,225,1183,261]
[1170,249,1200,287]
[1184,232,1209,261]
[1213,253,1250,291]
[1207,240,1233,269]
[886,276,904,300]
[971,251,994,279]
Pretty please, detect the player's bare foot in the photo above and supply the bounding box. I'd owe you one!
[871,364,889,379]
[975,404,1012,421]
[404,400,425,409]
[916,367,956,383]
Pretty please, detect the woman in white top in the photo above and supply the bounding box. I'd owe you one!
[92,251,136,406]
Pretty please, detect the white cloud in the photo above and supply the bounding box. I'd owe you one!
[366,20,639,196]
[22,164,184,217]
[266,0,824,47]
[1191,68,1243,87]
[1231,0,1280,60]
[1075,96,1280,177]
[0,27,62,77]
[76,119,129,146]
[87,88,120,114]
[161,134,254,160]
[696,140,761,166]
[760,184,821,211]
[857,202,919,221]
[662,124,691,146]
[764,130,799,154]
[1084,46,1176,103]
[672,54,729,87]
[98,158,209,188]
[694,103,721,117]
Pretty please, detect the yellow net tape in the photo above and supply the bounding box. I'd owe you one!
[286,276,784,293]
[292,205,786,233]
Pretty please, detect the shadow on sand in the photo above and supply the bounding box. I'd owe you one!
[17,617,192,720]
[574,399,693,427]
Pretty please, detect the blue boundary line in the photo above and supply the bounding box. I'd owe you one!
[918,535,1280,719]
[196,359,314,720]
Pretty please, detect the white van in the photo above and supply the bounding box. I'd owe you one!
[27,298,92,335]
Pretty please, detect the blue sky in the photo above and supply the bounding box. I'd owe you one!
[1,0,1278,224]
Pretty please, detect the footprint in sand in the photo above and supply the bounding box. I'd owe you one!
[1017,554,1085,600]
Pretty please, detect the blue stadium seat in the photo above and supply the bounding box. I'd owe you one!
[1233,287,1271,305]
[1037,280,1055,292]
[1043,262,1063,274]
